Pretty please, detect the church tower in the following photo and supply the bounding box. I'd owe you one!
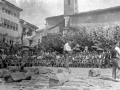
[64,0,78,15]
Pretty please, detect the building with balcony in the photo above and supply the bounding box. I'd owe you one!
[19,19,39,47]
[32,29,46,46]
[0,0,23,45]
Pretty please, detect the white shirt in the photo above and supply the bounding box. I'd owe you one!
[115,46,120,59]
[115,46,120,55]
[64,43,72,51]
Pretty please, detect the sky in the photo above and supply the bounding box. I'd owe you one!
[7,0,120,30]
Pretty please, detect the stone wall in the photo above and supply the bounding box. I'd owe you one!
[70,8,120,27]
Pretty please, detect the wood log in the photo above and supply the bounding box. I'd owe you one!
[2,69,11,78]
[30,67,39,75]
[0,69,3,78]
[10,72,25,82]
[2,69,12,83]
[49,72,69,87]
[0,69,11,78]
[39,67,53,74]
[24,67,31,72]
[88,69,101,77]
[57,68,71,74]
[7,66,19,72]
[24,71,33,80]
[4,75,14,83]
[57,69,63,73]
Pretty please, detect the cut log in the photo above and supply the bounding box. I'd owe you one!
[2,69,11,78]
[4,75,14,83]
[24,67,39,75]
[39,67,53,74]
[57,69,63,73]
[24,67,31,72]
[57,68,71,74]
[4,72,26,83]
[46,68,53,73]
[88,69,101,77]
[24,71,33,80]
[2,69,12,83]
[31,67,39,75]
[49,72,69,87]
[10,72,25,82]
[0,69,3,78]
[65,68,71,74]
[7,66,19,72]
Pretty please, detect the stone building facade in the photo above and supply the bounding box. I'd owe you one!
[0,0,23,45]
[33,29,46,46]
[45,0,120,34]
[19,19,39,47]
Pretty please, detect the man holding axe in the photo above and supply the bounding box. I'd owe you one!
[63,40,75,70]
[111,42,120,81]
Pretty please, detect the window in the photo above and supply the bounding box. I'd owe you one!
[1,18,4,27]
[14,13,16,17]
[3,37,5,42]
[7,20,10,29]
[12,22,14,30]
[10,22,12,29]
[2,8,5,12]
[68,0,70,5]
[9,40,11,44]
[8,10,11,15]
[5,9,8,14]
[13,23,15,30]
[0,18,18,31]
[2,7,18,18]
[4,19,7,28]
[14,23,16,31]
[16,24,18,31]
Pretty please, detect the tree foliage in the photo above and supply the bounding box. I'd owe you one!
[40,23,120,51]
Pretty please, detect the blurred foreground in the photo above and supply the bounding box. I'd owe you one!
[0,67,120,90]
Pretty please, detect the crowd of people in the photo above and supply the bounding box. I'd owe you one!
[0,38,113,70]
[37,50,112,68]
[0,47,112,69]
[0,41,120,82]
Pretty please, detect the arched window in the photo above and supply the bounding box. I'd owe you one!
[3,37,5,42]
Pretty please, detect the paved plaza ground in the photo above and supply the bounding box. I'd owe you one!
[0,67,120,90]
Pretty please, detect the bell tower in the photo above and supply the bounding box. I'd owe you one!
[64,0,78,15]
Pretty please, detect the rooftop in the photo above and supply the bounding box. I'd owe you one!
[71,5,120,16]
[46,5,120,19]
[0,0,23,11]
[20,19,39,30]
[36,29,45,33]
[46,15,63,20]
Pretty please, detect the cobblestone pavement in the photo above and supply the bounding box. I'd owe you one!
[0,68,120,90]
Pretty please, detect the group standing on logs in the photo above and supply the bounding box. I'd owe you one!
[0,45,113,69]
[1,41,120,82]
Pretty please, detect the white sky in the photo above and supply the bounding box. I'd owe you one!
[7,0,120,29]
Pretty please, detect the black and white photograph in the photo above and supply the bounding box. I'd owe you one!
[0,0,120,90]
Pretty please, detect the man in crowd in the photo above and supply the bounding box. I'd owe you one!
[111,42,120,81]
